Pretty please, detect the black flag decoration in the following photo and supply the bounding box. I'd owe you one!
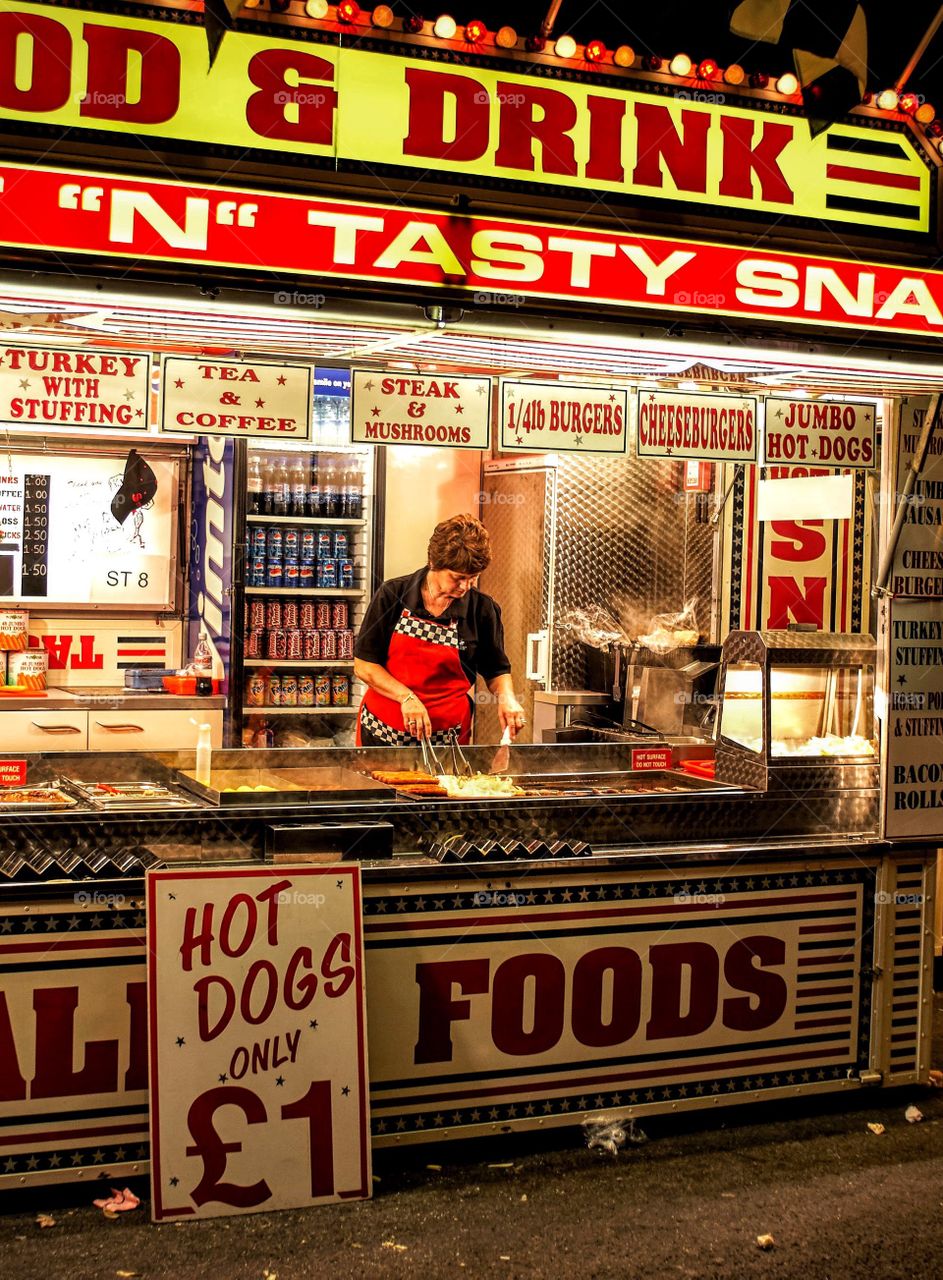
[730,0,868,134]
[204,0,246,67]
[111,450,158,526]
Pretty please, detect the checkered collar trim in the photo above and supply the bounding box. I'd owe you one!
[394,609,460,647]
[360,706,462,747]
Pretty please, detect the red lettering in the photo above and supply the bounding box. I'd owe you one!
[180,902,215,972]
[586,96,626,183]
[0,13,71,113]
[646,942,719,1040]
[719,117,794,204]
[403,67,489,162]
[766,575,827,628]
[769,520,827,562]
[284,947,318,1010]
[414,958,489,1064]
[69,634,104,670]
[239,960,278,1026]
[494,83,578,176]
[632,103,710,193]
[571,947,642,1047]
[723,937,788,1031]
[82,23,180,124]
[194,975,236,1042]
[220,893,257,958]
[124,980,148,1091]
[245,49,337,145]
[0,992,27,1102]
[32,987,119,1098]
[491,954,565,1056]
[321,932,355,998]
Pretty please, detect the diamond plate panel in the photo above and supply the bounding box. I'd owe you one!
[548,452,715,690]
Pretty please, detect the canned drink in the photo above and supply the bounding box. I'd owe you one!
[317,559,337,589]
[298,563,315,589]
[250,525,267,550]
[249,555,267,587]
[300,528,316,564]
[303,629,321,660]
[300,601,316,630]
[284,561,300,587]
[265,558,283,588]
[298,674,315,706]
[317,531,333,560]
[249,599,266,630]
[245,628,264,658]
[265,598,283,630]
[315,673,332,706]
[267,674,282,706]
[338,628,355,658]
[266,527,283,559]
[332,531,348,559]
[315,601,332,629]
[331,601,349,630]
[267,628,287,660]
[320,629,337,659]
[287,628,303,659]
[280,674,298,706]
[283,528,300,558]
[331,673,350,706]
[246,673,266,706]
[338,559,355,589]
[282,600,299,629]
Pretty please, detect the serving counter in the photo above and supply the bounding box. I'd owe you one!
[0,745,932,1188]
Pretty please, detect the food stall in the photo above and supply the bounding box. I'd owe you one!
[0,0,937,1192]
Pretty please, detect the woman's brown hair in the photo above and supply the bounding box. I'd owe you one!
[427,514,492,575]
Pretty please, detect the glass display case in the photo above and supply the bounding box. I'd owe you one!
[715,630,878,791]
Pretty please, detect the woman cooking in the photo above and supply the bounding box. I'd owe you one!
[354,513,526,746]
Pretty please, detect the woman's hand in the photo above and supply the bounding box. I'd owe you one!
[401,692,432,740]
[498,692,526,738]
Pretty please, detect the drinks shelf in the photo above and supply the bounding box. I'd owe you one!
[245,587,362,597]
[244,660,355,669]
[247,516,366,527]
[242,705,358,716]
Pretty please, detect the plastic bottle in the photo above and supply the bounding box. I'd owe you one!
[289,454,307,516]
[261,453,276,515]
[191,628,213,675]
[195,722,213,786]
[272,455,290,516]
[307,454,320,517]
[321,456,338,518]
[344,460,363,519]
[247,453,263,515]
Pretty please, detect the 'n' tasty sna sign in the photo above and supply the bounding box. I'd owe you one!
[0,2,933,236]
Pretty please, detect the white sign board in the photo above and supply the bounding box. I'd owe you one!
[351,370,492,449]
[159,357,312,440]
[636,390,758,461]
[0,451,177,608]
[884,598,943,838]
[762,397,877,468]
[757,473,854,522]
[500,380,628,454]
[147,866,371,1221]
[889,395,943,599]
[0,344,151,432]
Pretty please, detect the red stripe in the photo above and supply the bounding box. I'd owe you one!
[826,163,920,192]
[841,512,849,626]
[376,1047,848,1107]
[365,891,858,934]
[116,648,165,656]
[745,466,756,625]
[0,936,145,955]
[0,1122,148,1148]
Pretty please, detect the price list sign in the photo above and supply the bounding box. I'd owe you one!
[147,866,371,1222]
[21,473,49,597]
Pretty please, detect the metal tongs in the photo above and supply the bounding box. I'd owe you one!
[419,732,446,778]
[447,728,474,778]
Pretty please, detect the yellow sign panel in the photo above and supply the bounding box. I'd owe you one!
[0,2,932,234]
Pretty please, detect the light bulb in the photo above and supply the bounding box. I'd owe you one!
[496,25,517,48]
[433,14,457,39]
[876,88,899,111]
[614,45,635,68]
[554,34,577,59]
[776,71,799,96]
[669,53,692,77]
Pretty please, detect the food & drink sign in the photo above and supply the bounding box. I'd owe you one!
[0,344,151,432]
[500,381,628,454]
[351,370,492,449]
[637,390,758,462]
[159,357,312,440]
[762,398,876,468]
[147,866,371,1221]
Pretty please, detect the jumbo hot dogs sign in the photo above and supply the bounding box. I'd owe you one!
[0,3,931,236]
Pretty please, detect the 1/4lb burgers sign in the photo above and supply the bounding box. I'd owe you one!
[147,866,371,1221]
[762,398,877,468]
[351,371,492,449]
[500,381,628,454]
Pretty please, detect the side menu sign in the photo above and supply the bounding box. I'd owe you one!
[0,344,151,432]
[637,391,758,462]
[351,370,491,449]
[159,357,312,440]
[147,866,371,1221]
[500,381,628,454]
[884,396,943,839]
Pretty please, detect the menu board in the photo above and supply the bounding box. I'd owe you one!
[0,451,177,608]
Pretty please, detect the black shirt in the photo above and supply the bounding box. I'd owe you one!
[355,567,512,684]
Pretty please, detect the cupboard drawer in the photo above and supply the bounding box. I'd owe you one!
[88,709,223,752]
[0,711,88,750]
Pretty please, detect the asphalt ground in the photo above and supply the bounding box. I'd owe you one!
[2,995,941,1280]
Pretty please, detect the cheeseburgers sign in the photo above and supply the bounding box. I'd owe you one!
[0,2,932,237]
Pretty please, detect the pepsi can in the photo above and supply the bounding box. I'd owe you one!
[284,561,300,588]
[249,555,266,587]
[250,526,268,554]
[266,527,283,560]
[332,531,348,559]
[299,563,315,588]
[300,528,316,564]
[338,559,354,589]
[317,559,337,589]
[317,531,333,560]
[283,528,300,559]
[266,558,283,588]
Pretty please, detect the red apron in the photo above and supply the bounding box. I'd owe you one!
[358,607,473,746]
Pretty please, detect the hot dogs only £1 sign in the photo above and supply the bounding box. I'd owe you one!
[146,867,371,1221]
